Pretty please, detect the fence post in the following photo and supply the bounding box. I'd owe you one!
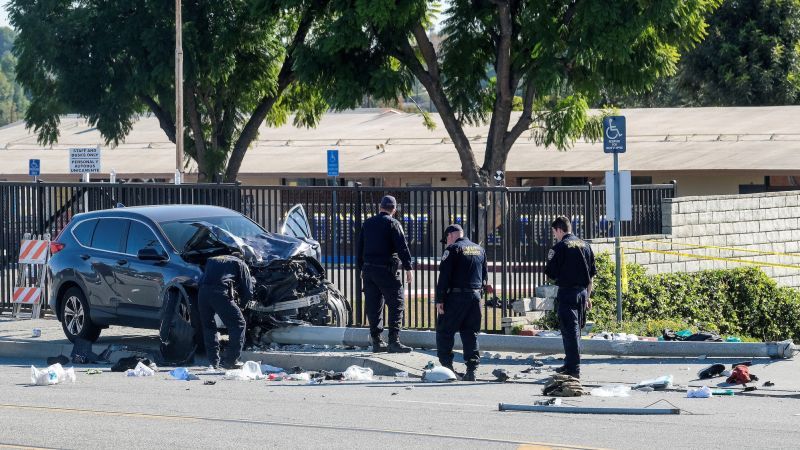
[354,182,363,327]
[471,183,480,244]
[585,182,594,239]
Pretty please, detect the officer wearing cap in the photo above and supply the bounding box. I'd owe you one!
[544,216,597,379]
[435,224,487,381]
[357,195,414,353]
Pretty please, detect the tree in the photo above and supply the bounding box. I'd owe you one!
[295,0,720,186]
[605,0,800,107]
[10,0,327,181]
[0,27,28,125]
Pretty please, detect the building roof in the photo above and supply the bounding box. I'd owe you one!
[0,107,798,177]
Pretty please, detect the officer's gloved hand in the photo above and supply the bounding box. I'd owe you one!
[436,303,444,316]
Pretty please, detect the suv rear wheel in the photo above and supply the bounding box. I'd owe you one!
[60,287,102,342]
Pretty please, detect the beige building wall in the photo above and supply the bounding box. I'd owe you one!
[670,173,764,196]
[592,191,800,289]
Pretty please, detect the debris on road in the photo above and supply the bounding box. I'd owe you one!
[31,363,76,386]
[112,357,157,373]
[260,364,285,374]
[492,368,510,382]
[288,373,311,381]
[421,366,457,383]
[86,369,102,375]
[395,371,409,378]
[687,386,713,398]
[591,385,630,397]
[727,365,758,385]
[634,375,673,391]
[125,362,156,377]
[343,365,373,381]
[169,367,200,381]
[204,380,217,385]
[698,364,726,380]
[764,381,775,387]
[534,398,561,406]
[711,389,735,396]
[32,328,41,338]
[499,404,680,415]
[543,375,584,397]
[743,386,758,392]
[224,361,266,380]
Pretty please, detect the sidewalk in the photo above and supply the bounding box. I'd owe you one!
[2,314,799,395]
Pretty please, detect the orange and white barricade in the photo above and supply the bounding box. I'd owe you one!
[12,233,50,319]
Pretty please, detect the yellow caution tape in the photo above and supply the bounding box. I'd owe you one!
[642,239,800,259]
[621,246,800,271]
[620,246,629,294]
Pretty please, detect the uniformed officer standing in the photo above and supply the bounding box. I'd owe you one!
[544,216,597,379]
[197,253,253,369]
[357,195,414,353]
[435,224,487,382]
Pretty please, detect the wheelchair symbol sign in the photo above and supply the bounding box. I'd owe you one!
[603,116,626,153]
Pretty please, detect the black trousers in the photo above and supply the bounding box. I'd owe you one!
[436,292,482,370]
[363,265,405,338]
[557,287,587,375]
[197,287,246,366]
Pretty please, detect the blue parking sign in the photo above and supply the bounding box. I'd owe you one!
[29,159,40,176]
[327,149,339,177]
[603,116,626,153]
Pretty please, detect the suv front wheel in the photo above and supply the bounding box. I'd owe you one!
[60,287,102,342]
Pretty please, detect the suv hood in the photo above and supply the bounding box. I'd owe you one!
[182,222,318,265]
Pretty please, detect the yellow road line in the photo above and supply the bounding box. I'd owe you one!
[0,403,605,449]
[642,239,800,259]
[622,246,800,271]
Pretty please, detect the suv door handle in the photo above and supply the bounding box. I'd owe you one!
[116,260,128,266]
[79,254,90,260]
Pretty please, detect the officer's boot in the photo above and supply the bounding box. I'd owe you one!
[462,364,478,382]
[371,335,389,353]
[387,332,412,353]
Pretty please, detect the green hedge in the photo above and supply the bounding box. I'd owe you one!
[584,253,800,341]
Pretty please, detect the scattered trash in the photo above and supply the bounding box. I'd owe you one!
[698,364,726,380]
[743,386,758,392]
[261,364,285,374]
[291,366,304,374]
[268,373,288,381]
[125,362,156,377]
[492,353,501,359]
[421,366,457,383]
[492,368,510,382]
[46,355,70,366]
[30,363,76,386]
[288,373,311,382]
[203,380,216,385]
[31,328,41,338]
[711,389,734,396]
[727,365,758,385]
[169,367,199,381]
[307,377,324,385]
[520,367,534,374]
[722,370,732,377]
[86,368,102,375]
[634,375,673,391]
[534,398,562,406]
[731,360,752,368]
[395,371,409,378]
[726,336,742,343]
[343,365,374,381]
[764,381,775,387]
[591,385,631,397]
[224,361,266,381]
[543,374,584,397]
[637,386,655,393]
[112,357,156,373]
[390,392,398,396]
[405,386,414,391]
[424,361,436,370]
[687,386,713,398]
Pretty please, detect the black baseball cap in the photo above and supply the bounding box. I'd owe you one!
[440,224,463,243]
[380,195,397,209]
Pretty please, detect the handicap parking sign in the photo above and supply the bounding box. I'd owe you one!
[603,116,626,153]
[327,149,339,177]
[29,159,40,177]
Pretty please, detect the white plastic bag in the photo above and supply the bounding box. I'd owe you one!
[687,386,713,398]
[634,375,673,390]
[242,361,265,380]
[343,365,374,381]
[30,363,76,385]
[590,385,631,397]
[125,361,155,377]
[288,373,311,381]
[223,369,247,381]
[421,366,457,383]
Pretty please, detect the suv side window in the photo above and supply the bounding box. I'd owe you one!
[126,220,165,256]
[72,219,97,246]
[91,218,126,253]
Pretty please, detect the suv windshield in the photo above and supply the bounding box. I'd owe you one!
[160,215,265,252]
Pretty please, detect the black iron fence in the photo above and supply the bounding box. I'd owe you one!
[0,181,675,331]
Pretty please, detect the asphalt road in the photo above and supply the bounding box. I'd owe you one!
[2,357,800,449]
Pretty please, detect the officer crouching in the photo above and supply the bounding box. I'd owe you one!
[197,252,253,370]
[435,224,487,382]
[544,216,597,379]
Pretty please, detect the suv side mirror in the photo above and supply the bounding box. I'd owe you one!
[138,247,167,261]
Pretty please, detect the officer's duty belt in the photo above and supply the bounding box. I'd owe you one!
[448,288,482,294]
[363,262,392,269]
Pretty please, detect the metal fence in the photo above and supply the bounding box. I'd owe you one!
[0,181,675,331]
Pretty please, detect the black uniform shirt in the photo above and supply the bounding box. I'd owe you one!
[435,237,487,304]
[357,212,413,270]
[544,233,597,288]
[198,255,254,303]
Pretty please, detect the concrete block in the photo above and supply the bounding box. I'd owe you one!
[634,252,651,265]
[656,263,672,273]
[685,213,700,225]
[650,253,665,264]
[531,297,555,311]
[685,260,701,272]
[699,260,716,271]
[760,196,786,209]
[718,199,736,211]
[697,212,713,224]
[785,241,800,253]
[737,198,760,210]
[525,311,546,322]
[535,285,558,299]
[512,299,530,314]
[786,195,800,207]
[671,262,687,273]
[719,222,737,235]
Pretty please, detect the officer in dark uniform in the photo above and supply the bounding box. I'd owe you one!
[435,224,487,382]
[357,195,414,353]
[197,252,253,369]
[544,216,597,379]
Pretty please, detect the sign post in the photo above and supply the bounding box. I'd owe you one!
[28,159,40,182]
[327,149,340,262]
[603,116,627,322]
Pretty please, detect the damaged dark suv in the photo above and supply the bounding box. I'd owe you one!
[47,205,351,351]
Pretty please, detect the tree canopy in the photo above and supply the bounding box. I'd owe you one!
[294,0,722,185]
[0,26,28,126]
[10,0,326,181]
